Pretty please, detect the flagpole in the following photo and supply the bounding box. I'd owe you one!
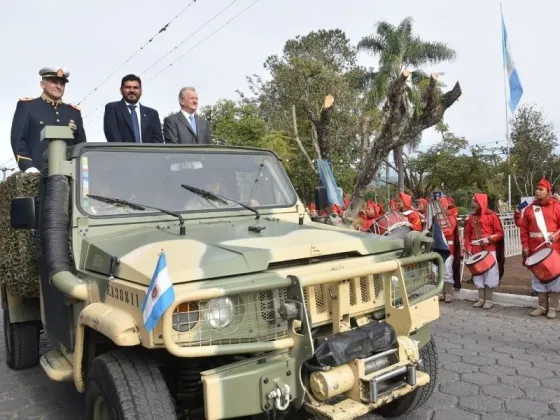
[501,2,512,210]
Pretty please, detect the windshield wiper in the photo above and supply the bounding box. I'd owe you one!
[180,184,260,219]
[86,194,186,235]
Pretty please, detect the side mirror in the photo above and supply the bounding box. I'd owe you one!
[314,186,329,212]
[10,197,38,230]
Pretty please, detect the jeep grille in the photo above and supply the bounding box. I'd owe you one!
[302,261,436,325]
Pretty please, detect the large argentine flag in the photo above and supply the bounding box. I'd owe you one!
[142,251,175,332]
[317,159,343,207]
[501,12,523,113]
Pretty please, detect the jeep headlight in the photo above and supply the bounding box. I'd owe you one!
[172,302,199,332]
[205,297,234,329]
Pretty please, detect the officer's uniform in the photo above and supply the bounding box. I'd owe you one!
[10,67,87,172]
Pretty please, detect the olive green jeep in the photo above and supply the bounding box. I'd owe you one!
[2,126,443,419]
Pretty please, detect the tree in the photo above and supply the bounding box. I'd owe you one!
[510,104,559,198]
[241,29,362,200]
[357,17,457,193]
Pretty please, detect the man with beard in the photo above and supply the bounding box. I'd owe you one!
[519,178,560,318]
[103,74,163,143]
[463,193,505,309]
[11,66,87,172]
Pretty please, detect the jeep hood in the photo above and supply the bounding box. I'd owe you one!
[82,219,404,286]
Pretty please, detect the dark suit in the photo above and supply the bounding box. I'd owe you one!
[103,99,163,143]
[163,111,211,144]
[10,95,87,172]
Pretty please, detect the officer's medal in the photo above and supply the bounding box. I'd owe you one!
[69,120,77,133]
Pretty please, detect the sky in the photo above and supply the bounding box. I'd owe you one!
[0,0,555,171]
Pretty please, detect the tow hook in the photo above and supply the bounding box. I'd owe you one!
[267,384,291,411]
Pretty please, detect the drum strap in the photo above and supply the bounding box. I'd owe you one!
[402,210,413,216]
[533,206,549,242]
[473,216,483,240]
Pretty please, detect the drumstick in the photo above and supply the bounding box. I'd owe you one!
[535,230,560,250]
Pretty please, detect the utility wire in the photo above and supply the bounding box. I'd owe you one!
[84,0,261,120]
[76,0,199,106]
[139,0,239,77]
[145,0,261,83]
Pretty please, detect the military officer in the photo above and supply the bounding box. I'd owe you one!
[10,66,87,173]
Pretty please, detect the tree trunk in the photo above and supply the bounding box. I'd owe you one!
[347,71,462,216]
[396,145,404,192]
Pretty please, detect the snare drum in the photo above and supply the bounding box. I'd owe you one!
[371,211,411,236]
[465,251,496,276]
[525,248,560,283]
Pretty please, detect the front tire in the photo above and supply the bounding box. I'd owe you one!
[2,291,40,370]
[376,337,439,418]
[85,349,177,420]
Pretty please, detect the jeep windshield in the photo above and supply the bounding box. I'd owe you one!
[77,149,297,217]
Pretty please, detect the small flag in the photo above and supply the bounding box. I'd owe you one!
[142,251,175,332]
[501,12,523,113]
[431,218,450,260]
[316,159,343,207]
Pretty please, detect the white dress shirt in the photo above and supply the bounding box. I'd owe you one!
[180,109,197,134]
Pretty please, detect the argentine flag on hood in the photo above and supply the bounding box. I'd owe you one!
[142,251,175,332]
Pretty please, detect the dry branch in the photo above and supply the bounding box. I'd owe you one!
[291,104,318,174]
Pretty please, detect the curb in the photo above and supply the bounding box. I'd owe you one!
[452,288,537,308]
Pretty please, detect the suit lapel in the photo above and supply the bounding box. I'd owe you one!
[178,112,197,139]
[118,100,134,136]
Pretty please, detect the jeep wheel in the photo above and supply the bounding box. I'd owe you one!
[2,294,40,370]
[85,350,177,420]
[375,337,438,418]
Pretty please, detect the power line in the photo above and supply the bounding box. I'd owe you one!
[139,0,240,78]
[83,0,262,121]
[145,0,262,83]
[76,0,199,106]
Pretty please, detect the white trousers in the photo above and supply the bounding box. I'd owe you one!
[432,255,455,285]
[531,274,560,293]
[472,251,500,289]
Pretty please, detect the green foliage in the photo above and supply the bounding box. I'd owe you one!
[509,104,559,200]
[197,19,461,208]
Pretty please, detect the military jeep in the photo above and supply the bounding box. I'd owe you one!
[2,126,443,420]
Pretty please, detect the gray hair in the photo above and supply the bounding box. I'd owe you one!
[178,86,196,101]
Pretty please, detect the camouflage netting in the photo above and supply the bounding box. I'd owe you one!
[0,172,41,298]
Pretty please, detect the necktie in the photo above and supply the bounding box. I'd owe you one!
[189,114,197,135]
[128,105,141,143]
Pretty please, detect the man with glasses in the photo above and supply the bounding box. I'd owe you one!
[10,66,87,173]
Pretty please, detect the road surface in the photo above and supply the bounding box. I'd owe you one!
[0,300,559,419]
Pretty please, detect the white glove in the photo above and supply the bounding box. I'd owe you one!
[25,167,40,174]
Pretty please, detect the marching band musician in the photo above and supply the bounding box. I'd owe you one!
[463,193,505,309]
[417,198,429,229]
[438,196,462,303]
[519,178,560,318]
[447,196,459,218]
[397,192,423,232]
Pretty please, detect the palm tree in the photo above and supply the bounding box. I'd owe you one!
[358,17,456,193]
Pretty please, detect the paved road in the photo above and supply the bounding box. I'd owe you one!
[1,300,560,419]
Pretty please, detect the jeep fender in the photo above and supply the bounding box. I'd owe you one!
[73,302,140,392]
[1,284,41,323]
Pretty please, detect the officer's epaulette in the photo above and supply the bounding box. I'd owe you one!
[18,96,34,102]
[69,103,81,111]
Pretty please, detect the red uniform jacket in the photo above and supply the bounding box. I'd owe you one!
[443,213,458,255]
[463,194,504,254]
[398,192,423,232]
[463,193,506,281]
[520,198,560,255]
